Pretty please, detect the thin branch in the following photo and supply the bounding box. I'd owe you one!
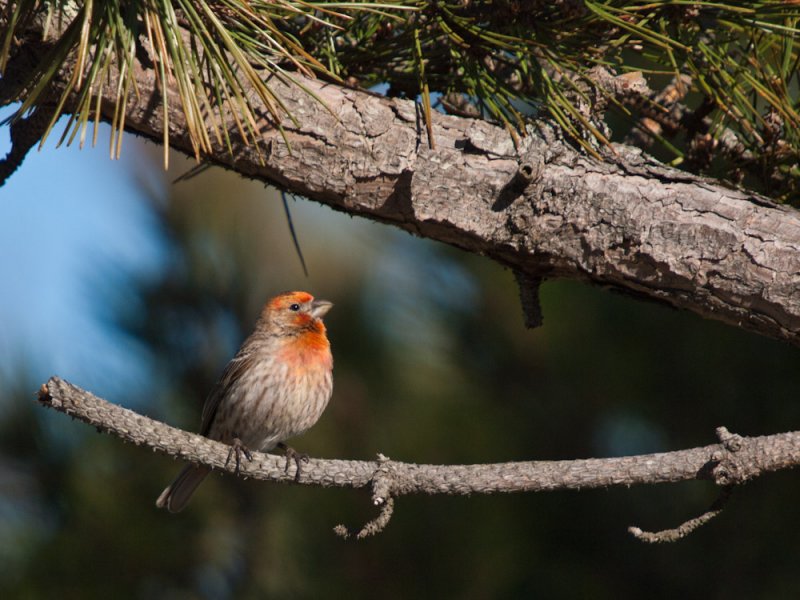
[38,376,800,538]
[281,191,309,277]
[334,496,395,540]
[628,486,734,544]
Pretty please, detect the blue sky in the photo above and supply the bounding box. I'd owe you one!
[0,112,165,399]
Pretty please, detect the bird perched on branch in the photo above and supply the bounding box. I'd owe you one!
[156,291,334,513]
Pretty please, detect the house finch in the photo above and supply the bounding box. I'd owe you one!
[156,291,334,513]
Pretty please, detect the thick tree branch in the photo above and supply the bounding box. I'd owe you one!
[38,377,800,538]
[5,14,800,346]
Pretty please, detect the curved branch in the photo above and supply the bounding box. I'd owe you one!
[38,376,800,503]
[628,486,734,544]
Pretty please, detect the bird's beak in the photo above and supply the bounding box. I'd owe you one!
[310,299,333,319]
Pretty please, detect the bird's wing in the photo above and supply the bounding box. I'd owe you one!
[199,351,256,437]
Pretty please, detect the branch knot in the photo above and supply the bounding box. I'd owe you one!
[716,426,744,452]
[706,427,748,486]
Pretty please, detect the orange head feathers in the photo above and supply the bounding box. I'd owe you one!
[259,291,333,335]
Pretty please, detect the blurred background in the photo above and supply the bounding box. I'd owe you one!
[1,118,799,599]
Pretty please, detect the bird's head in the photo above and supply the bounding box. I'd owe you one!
[260,291,333,335]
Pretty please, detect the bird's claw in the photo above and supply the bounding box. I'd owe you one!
[225,437,253,475]
[277,442,309,482]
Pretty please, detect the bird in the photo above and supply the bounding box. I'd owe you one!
[156,291,334,513]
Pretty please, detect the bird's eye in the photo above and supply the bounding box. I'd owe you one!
[289,303,301,312]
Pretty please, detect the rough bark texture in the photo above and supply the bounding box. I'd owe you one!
[39,375,800,498]
[39,377,800,543]
[38,376,800,538]
[3,18,800,346]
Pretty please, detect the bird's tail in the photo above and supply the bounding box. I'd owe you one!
[156,465,211,513]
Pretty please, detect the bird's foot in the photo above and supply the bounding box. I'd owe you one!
[278,442,309,482]
[225,437,254,475]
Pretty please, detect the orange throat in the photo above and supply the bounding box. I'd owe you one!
[278,328,332,370]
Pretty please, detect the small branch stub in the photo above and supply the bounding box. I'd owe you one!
[515,161,539,185]
[515,270,544,328]
[717,426,744,452]
[491,159,543,211]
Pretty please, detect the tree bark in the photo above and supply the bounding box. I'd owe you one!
[38,376,800,539]
[4,11,800,347]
